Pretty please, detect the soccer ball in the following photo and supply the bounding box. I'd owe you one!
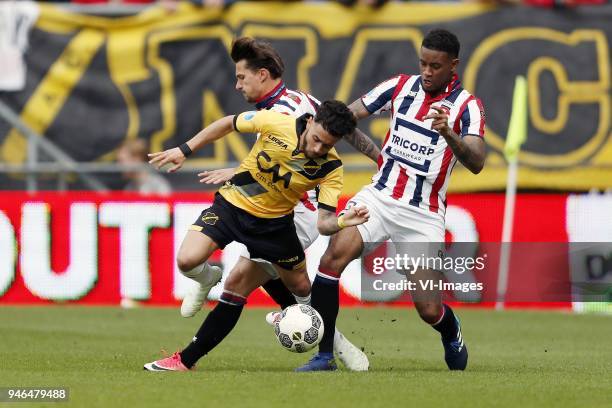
[274,304,324,353]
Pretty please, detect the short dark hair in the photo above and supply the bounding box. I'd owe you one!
[314,100,357,139]
[230,37,285,79]
[422,29,460,58]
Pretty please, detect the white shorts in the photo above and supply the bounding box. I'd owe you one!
[342,184,445,256]
[239,200,319,278]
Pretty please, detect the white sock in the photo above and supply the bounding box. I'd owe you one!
[294,293,311,305]
[181,262,213,285]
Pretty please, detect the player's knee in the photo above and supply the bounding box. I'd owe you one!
[319,231,361,274]
[223,269,244,293]
[319,248,347,275]
[287,279,311,298]
[415,302,443,324]
[176,252,200,274]
[415,302,442,324]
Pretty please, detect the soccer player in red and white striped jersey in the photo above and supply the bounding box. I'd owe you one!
[299,29,486,372]
[359,67,485,215]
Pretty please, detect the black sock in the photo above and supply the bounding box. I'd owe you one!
[262,278,296,309]
[311,272,340,354]
[180,292,245,368]
[432,304,459,340]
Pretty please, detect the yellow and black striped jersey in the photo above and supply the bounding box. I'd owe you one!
[218,110,343,218]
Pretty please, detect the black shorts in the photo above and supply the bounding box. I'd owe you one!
[191,193,305,270]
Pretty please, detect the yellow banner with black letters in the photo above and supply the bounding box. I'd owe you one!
[0,2,610,192]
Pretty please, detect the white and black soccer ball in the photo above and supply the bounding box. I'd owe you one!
[274,304,324,353]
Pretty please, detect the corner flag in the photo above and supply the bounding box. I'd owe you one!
[497,75,528,310]
[504,76,528,161]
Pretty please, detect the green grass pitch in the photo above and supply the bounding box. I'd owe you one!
[1,306,610,408]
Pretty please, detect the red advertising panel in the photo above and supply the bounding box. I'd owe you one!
[0,192,592,308]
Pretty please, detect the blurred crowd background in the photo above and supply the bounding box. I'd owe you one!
[2,0,610,194]
[35,0,612,9]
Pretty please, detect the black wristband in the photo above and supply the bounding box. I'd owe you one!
[179,143,192,157]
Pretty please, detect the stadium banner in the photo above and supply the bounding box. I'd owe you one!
[1,191,610,307]
[0,3,611,192]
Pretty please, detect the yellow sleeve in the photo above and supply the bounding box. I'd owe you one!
[317,164,343,213]
[233,110,277,134]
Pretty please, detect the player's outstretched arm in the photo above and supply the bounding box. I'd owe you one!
[316,206,369,236]
[148,115,235,173]
[198,167,237,184]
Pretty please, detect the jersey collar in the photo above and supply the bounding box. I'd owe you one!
[293,113,313,156]
[420,73,461,101]
[255,81,286,110]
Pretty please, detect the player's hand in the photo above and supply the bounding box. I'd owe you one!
[424,105,451,137]
[148,147,186,173]
[341,205,370,227]
[198,168,236,184]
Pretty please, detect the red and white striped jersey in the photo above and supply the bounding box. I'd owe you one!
[255,82,321,211]
[255,82,320,117]
[361,74,485,217]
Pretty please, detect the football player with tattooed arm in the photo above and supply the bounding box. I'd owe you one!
[297,29,486,372]
[196,37,379,371]
[144,99,370,371]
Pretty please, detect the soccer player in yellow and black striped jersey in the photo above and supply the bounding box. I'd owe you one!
[148,100,369,314]
[220,109,343,219]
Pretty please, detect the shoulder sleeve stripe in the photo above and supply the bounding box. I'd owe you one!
[476,98,486,137]
[274,100,297,111]
[462,98,485,138]
[454,95,474,136]
[363,87,394,113]
[460,108,471,137]
[361,75,402,114]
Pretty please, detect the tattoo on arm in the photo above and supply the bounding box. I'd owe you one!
[344,128,381,163]
[443,131,486,174]
[344,99,380,162]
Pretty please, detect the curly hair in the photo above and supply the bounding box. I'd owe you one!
[422,29,460,59]
[230,37,285,79]
[314,100,357,139]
